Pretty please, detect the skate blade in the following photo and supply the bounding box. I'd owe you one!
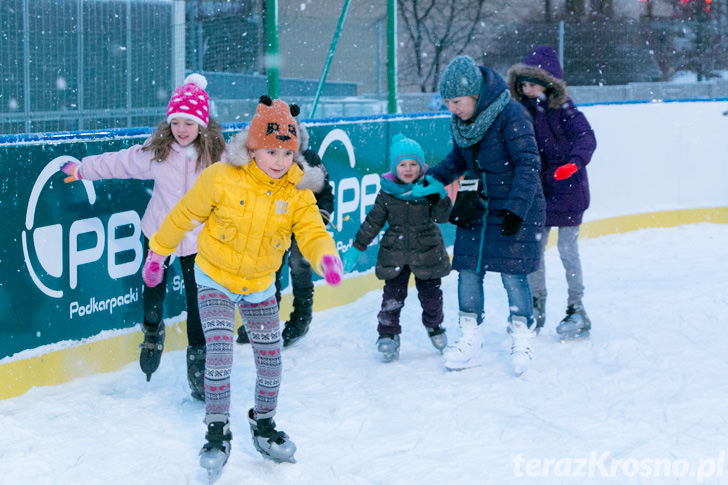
[200,450,228,483]
[379,352,399,363]
[514,362,530,377]
[558,329,590,343]
[444,356,487,371]
[254,445,297,463]
[512,354,532,377]
[205,467,222,484]
[283,336,306,349]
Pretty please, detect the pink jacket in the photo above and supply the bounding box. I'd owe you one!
[81,142,206,257]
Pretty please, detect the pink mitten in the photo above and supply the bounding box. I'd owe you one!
[321,254,343,286]
[60,160,83,183]
[142,250,166,287]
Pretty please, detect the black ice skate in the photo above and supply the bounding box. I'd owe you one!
[248,408,297,463]
[282,300,313,347]
[139,322,165,381]
[556,304,591,342]
[199,417,232,483]
[376,334,400,362]
[533,296,546,334]
[186,345,206,401]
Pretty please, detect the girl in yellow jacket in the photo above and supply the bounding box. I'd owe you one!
[143,96,342,477]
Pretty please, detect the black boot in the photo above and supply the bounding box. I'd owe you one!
[282,298,313,347]
[248,408,296,462]
[533,296,546,334]
[186,345,206,401]
[139,321,165,381]
[236,326,250,344]
[199,417,232,483]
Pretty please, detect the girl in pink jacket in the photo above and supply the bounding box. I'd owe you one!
[60,74,226,398]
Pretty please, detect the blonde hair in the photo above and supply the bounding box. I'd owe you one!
[142,117,225,172]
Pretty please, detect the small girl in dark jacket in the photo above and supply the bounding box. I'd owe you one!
[342,134,452,362]
[508,45,597,341]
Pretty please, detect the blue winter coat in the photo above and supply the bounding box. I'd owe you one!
[428,66,545,275]
[507,46,597,226]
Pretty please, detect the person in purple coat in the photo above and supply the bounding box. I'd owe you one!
[414,55,545,376]
[507,45,597,341]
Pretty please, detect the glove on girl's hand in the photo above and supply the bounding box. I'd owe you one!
[142,250,166,288]
[499,210,523,237]
[341,249,362,273]
[412,175,446,201]
[554,162,578,181]
[60,160,83,183]
[321,254,343,286]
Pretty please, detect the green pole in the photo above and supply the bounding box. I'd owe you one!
[309,0,352,118]
[387,0,397,114]
[266,0,279,98]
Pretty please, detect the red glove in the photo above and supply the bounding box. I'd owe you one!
[142,250,166,287]
[320,254,343,286]
[60,160,83,183]
[554,163,578,181]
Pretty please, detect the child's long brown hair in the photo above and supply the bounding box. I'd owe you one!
[142,118,226,172]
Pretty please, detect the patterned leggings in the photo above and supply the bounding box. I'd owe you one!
[197,286,282,419]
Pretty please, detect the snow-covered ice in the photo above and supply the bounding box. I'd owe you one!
[1,223,726,484]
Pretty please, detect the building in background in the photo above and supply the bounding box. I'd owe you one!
[2,0,727,134]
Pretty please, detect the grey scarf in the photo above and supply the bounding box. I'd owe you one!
[451,89,511,148]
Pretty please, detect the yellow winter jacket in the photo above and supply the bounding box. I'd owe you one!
[149,129,338,295]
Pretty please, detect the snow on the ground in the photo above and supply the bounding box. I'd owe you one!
[1,223,727,485]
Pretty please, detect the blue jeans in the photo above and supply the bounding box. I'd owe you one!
[458,269,534,326]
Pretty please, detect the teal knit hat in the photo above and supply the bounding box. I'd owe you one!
[389,134,426,172]
[439,55,484,100]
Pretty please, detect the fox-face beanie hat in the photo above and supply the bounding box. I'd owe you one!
[246,95,301,152]
[166,73,210,128]
[389,134,426,172]
[439,55,484,100]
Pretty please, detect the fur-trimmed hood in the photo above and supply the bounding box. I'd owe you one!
[295,123,327,194]
[507,46,568,109]
[225,124,326,194]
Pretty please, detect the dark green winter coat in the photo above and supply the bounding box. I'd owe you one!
[352,188,452,281]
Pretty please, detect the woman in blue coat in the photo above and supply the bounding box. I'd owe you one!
[508,45,597,341]
[414,55,545,376]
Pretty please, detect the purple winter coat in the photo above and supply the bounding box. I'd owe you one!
[507,45,597,227]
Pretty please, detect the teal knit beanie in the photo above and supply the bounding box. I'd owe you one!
[389,134,426,172]
[439,55,484,100]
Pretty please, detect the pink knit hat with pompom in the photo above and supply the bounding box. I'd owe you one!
[166,73,210,128]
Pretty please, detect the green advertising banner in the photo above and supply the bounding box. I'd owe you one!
[0,112,454,362]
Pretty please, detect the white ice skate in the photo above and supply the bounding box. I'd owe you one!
[444,312,486,371]
[509,315,535,377]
